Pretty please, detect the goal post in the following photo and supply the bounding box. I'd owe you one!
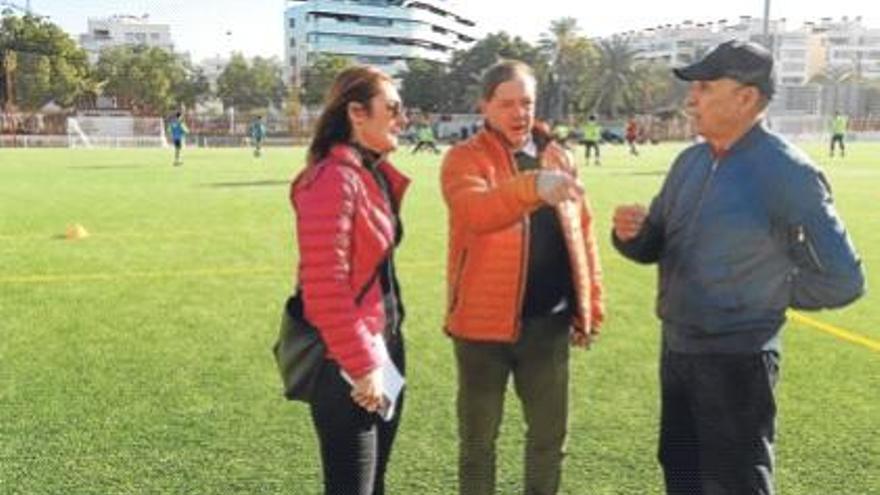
[66,115,168,148]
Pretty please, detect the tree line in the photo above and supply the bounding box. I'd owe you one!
[0,12,288,116]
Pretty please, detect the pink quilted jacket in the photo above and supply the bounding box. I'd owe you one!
[290,144,410,378]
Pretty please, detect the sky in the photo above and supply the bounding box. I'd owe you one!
[21,0,880,62]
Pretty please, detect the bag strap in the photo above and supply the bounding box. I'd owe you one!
[291,256,386,319]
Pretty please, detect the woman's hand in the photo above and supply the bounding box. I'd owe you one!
[351,367,385,413]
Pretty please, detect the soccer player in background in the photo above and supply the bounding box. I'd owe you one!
[168,112,189,166]
[830,111,848,158]
[581,114,602,166]
[250,115,267,158]
[625,116,640,157]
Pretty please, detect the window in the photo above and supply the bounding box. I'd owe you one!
[150,33,160,40]
[356,55,391,65]
[289,18,296,29]
[359,16,392,27]
[290,37,296,47]
[311,33,390,46]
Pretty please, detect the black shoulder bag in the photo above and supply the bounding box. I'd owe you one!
[272,292,324,402]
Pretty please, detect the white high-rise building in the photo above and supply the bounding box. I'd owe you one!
[79,15,174,63]
[814,16,880,80]
[614,16,880,118]
[283,0,479,83]
[774,27,826,86]
[627,17,788,69]
[623,15,879,85]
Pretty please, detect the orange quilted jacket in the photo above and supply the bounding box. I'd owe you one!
[440,128,604,342]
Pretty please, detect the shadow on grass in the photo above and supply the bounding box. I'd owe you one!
[69,164,155,170]
[201,180,290,188]
[606,170,668,177]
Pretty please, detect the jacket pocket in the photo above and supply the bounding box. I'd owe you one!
[448,249,468,313]
[789,224,824,273]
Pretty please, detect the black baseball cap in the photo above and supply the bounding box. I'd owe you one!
[673,40,775,99]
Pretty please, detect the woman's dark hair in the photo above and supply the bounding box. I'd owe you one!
[307,65,392,165]
[480,60,535,102]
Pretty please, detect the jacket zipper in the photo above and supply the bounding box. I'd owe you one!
[449,249,468,313]
[511,149,529,340]
[553,203,581,325]
[669,157,719,288]
[795,225,825,273]
[688,158,720,233]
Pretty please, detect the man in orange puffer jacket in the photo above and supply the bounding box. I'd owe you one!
[441,60,605,495]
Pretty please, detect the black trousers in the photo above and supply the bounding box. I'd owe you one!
[583,140,600,159]
[659,349,779,495]
[830,134,845,156]
[309,334,405,495]
[412,141,440,154]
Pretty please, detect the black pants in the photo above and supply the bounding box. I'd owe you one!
[412,141,440,154]
[659,350,779,495]
[830,134,845,157]
[309,334,405,495]
[583,141,600,161]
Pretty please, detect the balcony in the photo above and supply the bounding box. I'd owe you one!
[312,41,449,61]
[302,0,478,38]
[310,19,462,48]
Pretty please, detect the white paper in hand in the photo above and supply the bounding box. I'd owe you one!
[340,335,405,422]
[376,356,405,421]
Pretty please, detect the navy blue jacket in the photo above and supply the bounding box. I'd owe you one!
[614,123,865,354]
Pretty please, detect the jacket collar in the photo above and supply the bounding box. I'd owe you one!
[475,125,543,160]
[325,143,411,204]
[709,120,768,159]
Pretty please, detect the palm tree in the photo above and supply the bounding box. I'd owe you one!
[628,62,686,115]
[538,17,589,121]
[587,36,642,118]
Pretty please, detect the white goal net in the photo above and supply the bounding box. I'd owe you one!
[66,115,168,148]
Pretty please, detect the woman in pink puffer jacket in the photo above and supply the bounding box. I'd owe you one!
[289,65,410,495]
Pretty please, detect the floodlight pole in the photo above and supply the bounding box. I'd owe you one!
[763,0,772,48]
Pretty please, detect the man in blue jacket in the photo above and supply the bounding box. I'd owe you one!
[613,40,866,495]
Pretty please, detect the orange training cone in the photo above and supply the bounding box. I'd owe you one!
[65,224,90,240]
